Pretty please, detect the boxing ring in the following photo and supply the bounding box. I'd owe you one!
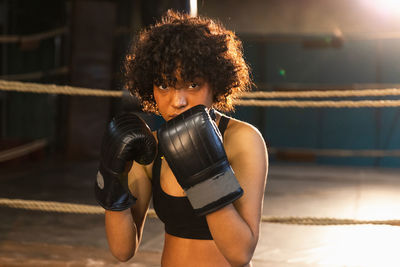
[1,79,400,266]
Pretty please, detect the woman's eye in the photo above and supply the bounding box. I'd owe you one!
[158,84,168,90]
[189,83,198,89]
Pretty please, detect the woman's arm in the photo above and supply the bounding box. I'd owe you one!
[206,120,268,266]
[105,162,153,262]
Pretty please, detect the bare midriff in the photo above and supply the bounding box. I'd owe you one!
[161,233,251,267]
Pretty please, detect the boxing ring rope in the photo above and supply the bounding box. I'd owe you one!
[0,27,67,44]
[268,147,400,157]
[1,198,399,226]
[0,139,47,163]
[235,99,400,108]
[1,79,400,226]
[239,88,400,98]
[0,67,69,81]
[2,79,400,108]
[3,140,399,164]
[0,80,122,97]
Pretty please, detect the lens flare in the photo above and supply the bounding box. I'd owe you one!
[361,0,400,16]
[190,0,197,17]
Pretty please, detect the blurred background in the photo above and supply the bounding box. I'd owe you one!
[1,1,400,266]
[1,0,400,167]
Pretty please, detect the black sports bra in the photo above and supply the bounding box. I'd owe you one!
[152,115,230,240]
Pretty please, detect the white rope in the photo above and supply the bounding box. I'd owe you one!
[0,67,69,81]
[240,88,400,98]
[268,147,400,157]
[0,80,122,97]
[0,139,47,162]
[0,27,67,43]
[2,79,400,108]
[235,99,400,108]
[1,198,399,226]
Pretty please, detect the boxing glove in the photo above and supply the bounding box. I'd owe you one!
[95,113,157,211]
[157,105,243,216]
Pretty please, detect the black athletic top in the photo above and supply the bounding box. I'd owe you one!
[152,115,230,240]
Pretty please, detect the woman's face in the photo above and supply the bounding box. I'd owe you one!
[153,76,213,121]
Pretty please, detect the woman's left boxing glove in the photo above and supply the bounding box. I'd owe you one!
[157,105,243,216]
[95,113,156,211]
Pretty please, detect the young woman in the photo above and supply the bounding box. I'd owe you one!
[95,10,268,267]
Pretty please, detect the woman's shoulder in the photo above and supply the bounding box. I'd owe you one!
[222,116,268,187]
[223,116,267,155]
[224,116,264,141]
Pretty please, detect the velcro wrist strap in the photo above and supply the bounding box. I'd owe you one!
[98,164,130,191]
[95,167,136,211]
[185,166,243,216]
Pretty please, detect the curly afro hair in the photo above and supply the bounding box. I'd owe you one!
[124,10,252,113]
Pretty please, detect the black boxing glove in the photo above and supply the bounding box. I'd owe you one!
[157,105,243,216]
[95,113,156,211]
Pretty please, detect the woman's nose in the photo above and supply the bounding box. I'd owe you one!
[172,89,188,109]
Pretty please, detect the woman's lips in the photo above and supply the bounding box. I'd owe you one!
[168,110,188,120]
[168,114,179,120]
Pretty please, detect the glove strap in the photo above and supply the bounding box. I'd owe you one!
[95,166,136,211]
[185,165,243,216]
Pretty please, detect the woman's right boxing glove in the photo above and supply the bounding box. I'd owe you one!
[95,113,157,211]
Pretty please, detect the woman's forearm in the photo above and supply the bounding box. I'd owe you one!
[206,205,258,267]
[105,209,138,262]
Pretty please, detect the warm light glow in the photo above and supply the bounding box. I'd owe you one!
[190,0,197,17]
[255,224,400,267]
[356,191,400,220]
[361,0,400,16]
[254,168,400,266]
[293,188,400,266]
[294,226,400,267]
